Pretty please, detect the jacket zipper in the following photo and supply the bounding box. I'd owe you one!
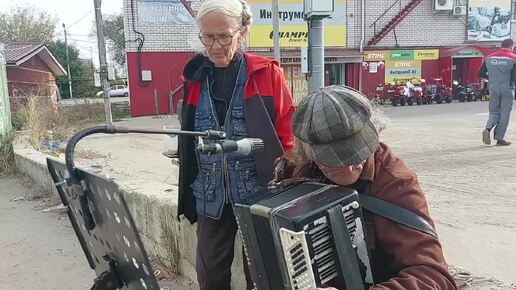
[221,125,230,204]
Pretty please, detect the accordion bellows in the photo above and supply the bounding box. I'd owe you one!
[234,182,374,290]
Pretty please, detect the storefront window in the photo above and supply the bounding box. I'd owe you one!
[325,64,343,86]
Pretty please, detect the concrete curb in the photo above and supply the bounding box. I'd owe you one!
[13,144,246,289]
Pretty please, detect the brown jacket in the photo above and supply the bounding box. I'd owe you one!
[277,143,457,290]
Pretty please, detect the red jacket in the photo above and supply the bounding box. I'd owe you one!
[178,52,295,223]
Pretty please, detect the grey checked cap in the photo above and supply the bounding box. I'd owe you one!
[292,85,379,167]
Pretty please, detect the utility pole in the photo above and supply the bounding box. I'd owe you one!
[304,0,334,93]
[307,18,324,93]
[272,0,281,63]
[62,23,73,99]
[93,0,113,125]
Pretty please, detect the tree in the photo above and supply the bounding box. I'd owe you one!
[0,5,57,42]
[47,40,97,98]
[92,13,126,71]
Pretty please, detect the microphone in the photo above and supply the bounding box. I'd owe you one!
[197,138,264,156]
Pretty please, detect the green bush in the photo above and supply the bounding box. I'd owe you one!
[11,111,26,131]
[0,133,17,176]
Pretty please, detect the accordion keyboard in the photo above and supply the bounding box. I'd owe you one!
[279,204,360,289]
[279,228,317,290]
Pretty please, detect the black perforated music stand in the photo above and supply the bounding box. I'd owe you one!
[47,157,160,290]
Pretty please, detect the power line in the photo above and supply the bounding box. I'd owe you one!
[66,10,94,29]
[69,38,98,52]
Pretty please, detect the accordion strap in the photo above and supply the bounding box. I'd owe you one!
[358,194,438,239]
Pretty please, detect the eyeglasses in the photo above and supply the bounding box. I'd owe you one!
[198,30,240,46]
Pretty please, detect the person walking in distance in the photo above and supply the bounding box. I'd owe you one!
[478,38,516,146]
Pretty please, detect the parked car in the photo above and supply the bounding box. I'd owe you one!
[96,85,128,97]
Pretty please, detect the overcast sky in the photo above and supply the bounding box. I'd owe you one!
[0,0,124,66]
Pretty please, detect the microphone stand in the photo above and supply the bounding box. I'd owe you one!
[63,125,228,231]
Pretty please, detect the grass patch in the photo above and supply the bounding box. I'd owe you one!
[148,208,181,280]
[0,133,17,176]
[12,95,130,152]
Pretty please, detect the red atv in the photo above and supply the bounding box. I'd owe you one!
[392,82,407,107]
[426,78,453,104]
[418,79,433,104]
[373,83,386,105]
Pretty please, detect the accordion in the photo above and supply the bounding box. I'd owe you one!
[234,182,374,290]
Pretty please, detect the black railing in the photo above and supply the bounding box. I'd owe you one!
[369,0,402,36]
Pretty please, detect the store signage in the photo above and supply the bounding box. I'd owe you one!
[284,66,308,105]
[138,0,195,25]
[247,0,347,47]
[385,60,422,84]
[454,47,484,58]
[467,0,511,42]
[365,49,439,62]
[414,49,440,60]
[364,51,387,61]
[389,50,414,60]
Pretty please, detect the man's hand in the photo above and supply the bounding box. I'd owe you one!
[316,287,339,290]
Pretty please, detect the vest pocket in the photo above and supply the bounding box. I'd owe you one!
[191,173,216,202]
[231,106,248,136]
[191,164,224,219]
[194,109,212,130]
[232,159,258,201]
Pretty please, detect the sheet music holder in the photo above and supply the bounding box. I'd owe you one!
[47,157,160,290]
[45,125,263,290]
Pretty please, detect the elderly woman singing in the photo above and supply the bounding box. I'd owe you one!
[177,0,295,289]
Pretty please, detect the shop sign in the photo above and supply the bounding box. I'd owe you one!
[364,51,387,61]
[365,49,440,62]
[385,60,421,84]
[467,0,512,42]
[247,0,347,47]
[138,0,195,25]
[454,47,484,58]
[284,66,308,105]
[414,49,439,60]
[389,50,414,60]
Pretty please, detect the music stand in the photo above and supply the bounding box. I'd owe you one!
[47,157,160,290]
[44,125,261,290]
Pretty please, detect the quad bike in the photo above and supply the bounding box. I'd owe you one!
[427,78,453,104]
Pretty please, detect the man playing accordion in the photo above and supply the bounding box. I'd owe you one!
[273,85,457,290]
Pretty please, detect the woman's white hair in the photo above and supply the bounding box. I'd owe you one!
[196,0,253,35]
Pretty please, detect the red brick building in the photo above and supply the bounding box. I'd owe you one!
[122,0,516,115]
[5,43,66,105]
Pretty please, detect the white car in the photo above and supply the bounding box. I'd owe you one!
[96,85,128,98]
